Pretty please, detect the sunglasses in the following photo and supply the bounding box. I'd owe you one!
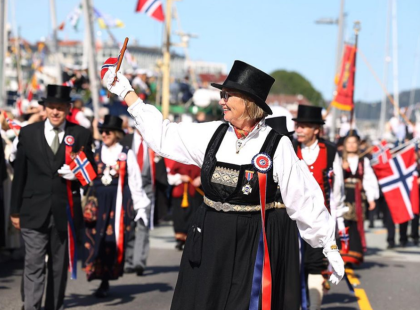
[100,130,112,135]
[220,90,235,102]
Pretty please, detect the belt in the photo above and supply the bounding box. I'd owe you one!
[204,196,285,212]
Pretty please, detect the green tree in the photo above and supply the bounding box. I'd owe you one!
[270,70,324,106]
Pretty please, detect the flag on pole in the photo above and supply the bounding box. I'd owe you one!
[94,8,125,29]
[135,0,165,22]
[331,44,357,111]
[69,151,97,186]
[67,3,83,31]
[372,140,392,164]
[100,56,120,80]
[372,144,419,224]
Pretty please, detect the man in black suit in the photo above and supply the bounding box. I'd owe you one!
[10,85,95,310]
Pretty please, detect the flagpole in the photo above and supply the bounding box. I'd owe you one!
[329,0,345,142]
[391,0,399,118]
[82,0,100,120]
[49,0,62,84]
[379,0,392,138]
[349,21,361,136]
[161,0,173,120]
[0,0,7,108]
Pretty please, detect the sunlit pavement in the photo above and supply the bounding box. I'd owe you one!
[1,220,419,310]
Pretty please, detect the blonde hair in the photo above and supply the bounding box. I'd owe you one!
[235,93,267,121]
[114,131,124,142]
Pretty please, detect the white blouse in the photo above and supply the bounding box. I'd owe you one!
[100,143,151,225]
[347,156,380,202]
[128,100,336,249]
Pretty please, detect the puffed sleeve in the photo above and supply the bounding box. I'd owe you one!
[126,149,151,226]
[128,99,223,167]
[363,157,380,202]
[274,137,336,248]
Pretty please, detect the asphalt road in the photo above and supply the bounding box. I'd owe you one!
[1,220,419,310]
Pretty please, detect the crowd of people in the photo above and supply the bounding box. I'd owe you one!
[0,59,419,310]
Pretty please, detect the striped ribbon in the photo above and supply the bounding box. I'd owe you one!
[114,158,127,265]
[249,172,272,310]
[65,144,77,279]
[299,234,308,310]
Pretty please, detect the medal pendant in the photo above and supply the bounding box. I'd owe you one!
[242,183,252,195]
[101,174,112,186]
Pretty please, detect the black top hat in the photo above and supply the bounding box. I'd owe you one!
[265,116,294,136]
[99,115,125,134]
[211,60,274,115]
[39,85,72,105]
[292,105,325,124]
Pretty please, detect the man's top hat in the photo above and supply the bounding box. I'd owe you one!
[211,60,275,115]
[99,115,125,134]
[39,85,72,105]
[265,116,295,136]
[292,105,325,125]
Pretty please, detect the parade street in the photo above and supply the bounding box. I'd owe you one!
[0,220,418,310]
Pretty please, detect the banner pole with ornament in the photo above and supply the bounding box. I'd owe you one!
[349,21,360,136]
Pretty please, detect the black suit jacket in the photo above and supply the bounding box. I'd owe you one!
[11,121,96,233]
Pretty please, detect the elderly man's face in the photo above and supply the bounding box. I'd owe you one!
[295,122,320,145]
[45,102,70,127]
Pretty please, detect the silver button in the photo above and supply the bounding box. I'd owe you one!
[310,166,314,169]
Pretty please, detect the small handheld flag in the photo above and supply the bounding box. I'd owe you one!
[69,151,97,186]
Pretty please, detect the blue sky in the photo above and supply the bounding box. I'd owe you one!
[8,0,420,102]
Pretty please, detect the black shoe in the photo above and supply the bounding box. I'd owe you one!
[95,280,109,298]
[124,267,135,274]
[368,223,374,229]
[387,243,395,249]
[400,241,408,248]
[136,266,145,276]
[413,239,419,246]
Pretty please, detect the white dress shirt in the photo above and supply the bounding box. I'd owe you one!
[100,143,151,225]
[347,156,380,202]
[44,119,66,146]
[128,99,337,249]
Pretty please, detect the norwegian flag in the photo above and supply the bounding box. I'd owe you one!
[135,0,165,22]
[339,227,350,254]
[62,79,75,87]
[69,151,97,186]
[3,111,21,132]
[100,55,120,80]
[372,140,391,164]
[373,144,419,224]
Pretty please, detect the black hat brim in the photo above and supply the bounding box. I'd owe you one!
[39,97,72,105]
[99,126,126,135]
[292,117,325,125]
[211,81,273,115]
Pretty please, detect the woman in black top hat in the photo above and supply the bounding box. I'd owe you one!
[105,61,344,310]
[84,115,150,297]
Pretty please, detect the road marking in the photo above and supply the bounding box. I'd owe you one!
[354,288,373,310]
[345,268,360,286]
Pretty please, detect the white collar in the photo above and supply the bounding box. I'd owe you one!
[302,139,319,151]
[45,119,66,131]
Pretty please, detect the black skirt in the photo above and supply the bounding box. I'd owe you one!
[171,207,300,310]
[172,194,203,235]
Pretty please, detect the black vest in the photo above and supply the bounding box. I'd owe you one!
[201,123,282,206]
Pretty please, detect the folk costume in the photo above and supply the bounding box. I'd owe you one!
[127,62,340,310]
[340,135,379,264]
[166,160,203,250]
[292,105,345,310]
[83,116,150,287]
[107,60,343,310]
[11,85,96,310]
